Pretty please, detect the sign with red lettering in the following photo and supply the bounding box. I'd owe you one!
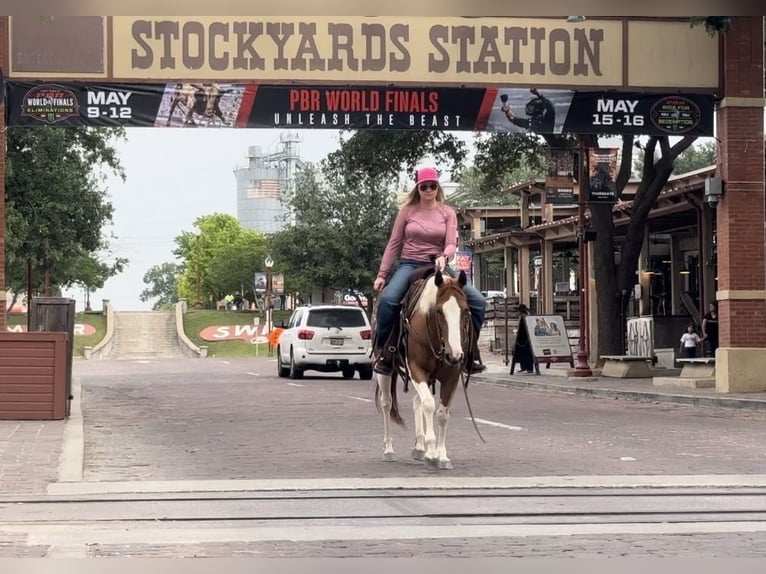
[6,323,97,335]
[200,325,268,344]
[3,82,715,136]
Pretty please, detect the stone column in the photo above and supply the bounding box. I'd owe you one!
[715,17,766,393]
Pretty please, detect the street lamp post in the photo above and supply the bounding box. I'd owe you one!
[572,137,593,377]
[264,255,274,356]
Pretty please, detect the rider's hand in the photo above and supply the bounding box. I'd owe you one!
[373,277,386,293]
[435,256,447,272]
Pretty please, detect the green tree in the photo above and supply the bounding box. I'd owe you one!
[174,214,268,307]
[271,163,397,305]
[140,262,181,310]
[4,126,126,313]
[323,131,468,181]
[633,140,716,177]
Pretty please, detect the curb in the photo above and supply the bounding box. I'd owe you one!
[472,374,766,412]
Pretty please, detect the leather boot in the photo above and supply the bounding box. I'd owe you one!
[373,321,399,376]
[467,336,487,374]
[373,347,394,376]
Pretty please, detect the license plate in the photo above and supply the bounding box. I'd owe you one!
[330,337,344,346]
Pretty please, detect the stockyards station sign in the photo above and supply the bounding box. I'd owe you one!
[3,16,719,136]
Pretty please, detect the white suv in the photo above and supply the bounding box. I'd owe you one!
[277,305,374,380]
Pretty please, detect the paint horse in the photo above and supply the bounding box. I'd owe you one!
[375,269,472,470]
[166,83,229,127]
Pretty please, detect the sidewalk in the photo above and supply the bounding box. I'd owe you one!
[475,355,766,411]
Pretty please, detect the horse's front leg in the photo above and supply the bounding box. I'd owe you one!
[411,393,426,461]
[435,378,459,470]
[376,373,396,462]
[410,375,438,467]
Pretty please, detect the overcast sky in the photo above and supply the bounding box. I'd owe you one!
[70,128,473,311]
[68,128,349,311]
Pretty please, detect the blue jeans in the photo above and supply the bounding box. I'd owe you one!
[375,260,486,348]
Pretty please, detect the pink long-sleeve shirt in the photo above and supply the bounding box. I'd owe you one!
[377,203,458,280]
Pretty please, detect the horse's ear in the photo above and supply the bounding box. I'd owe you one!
[434,270,444,286]
[458,270,467,287]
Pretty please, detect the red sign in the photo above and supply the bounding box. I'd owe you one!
[6,323,97,336]
[200,325,269,344]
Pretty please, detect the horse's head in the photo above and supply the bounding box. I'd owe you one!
[417,270,470,366]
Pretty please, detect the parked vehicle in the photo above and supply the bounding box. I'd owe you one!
[276,305,373,380]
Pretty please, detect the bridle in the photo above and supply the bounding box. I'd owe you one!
[404,282,470,368]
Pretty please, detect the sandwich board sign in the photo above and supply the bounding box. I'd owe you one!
[511,314,574,374]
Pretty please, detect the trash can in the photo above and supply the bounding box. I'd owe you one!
[29,297,75,416]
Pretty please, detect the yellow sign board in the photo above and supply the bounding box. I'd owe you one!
[112,16,627,85]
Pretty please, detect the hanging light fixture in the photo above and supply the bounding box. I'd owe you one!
[567,16,587,23]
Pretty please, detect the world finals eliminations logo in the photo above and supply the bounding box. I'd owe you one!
[20,84,80,124]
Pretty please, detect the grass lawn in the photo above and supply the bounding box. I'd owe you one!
[182,309,292,358]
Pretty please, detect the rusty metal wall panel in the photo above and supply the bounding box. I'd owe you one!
[0,332,68,420]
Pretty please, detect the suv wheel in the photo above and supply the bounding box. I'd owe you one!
[276,347,289,378]
[289,349,303,379]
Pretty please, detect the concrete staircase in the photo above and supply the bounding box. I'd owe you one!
[105,311,186,359]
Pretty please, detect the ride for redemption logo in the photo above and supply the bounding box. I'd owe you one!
[20,84,80,124]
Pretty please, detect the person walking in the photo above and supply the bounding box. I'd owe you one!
[372,166,486,375]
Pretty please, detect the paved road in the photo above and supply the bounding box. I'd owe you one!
[5,356,766,557]
[75,358,766,481]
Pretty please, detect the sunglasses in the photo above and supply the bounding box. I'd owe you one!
[419,183,438,192]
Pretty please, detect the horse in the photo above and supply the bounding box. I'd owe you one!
[375,268,474,470]
[166,83,229,127]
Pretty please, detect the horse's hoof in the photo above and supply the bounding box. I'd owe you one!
[411,449,425,461]
[383,452,397,462]
[424,457,439,469]
[438,459,454,470]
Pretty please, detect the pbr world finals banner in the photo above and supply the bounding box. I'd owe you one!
[4,81,714,136]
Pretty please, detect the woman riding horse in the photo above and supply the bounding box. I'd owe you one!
[372,166,486,375]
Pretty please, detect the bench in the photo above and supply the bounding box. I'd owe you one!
[653,357,716,389]
[677,357,716,378]
[600,355,653,378]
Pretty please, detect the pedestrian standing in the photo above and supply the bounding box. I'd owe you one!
[680,323,702,358]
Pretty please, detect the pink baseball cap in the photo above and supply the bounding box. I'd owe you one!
[416,167,440,185]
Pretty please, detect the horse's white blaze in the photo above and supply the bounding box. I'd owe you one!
[416,277,438,315]
[442,296,463,359]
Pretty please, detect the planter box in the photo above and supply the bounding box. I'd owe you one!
[0,332,69,420]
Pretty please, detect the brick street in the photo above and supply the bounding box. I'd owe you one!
[4,356,766,558]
